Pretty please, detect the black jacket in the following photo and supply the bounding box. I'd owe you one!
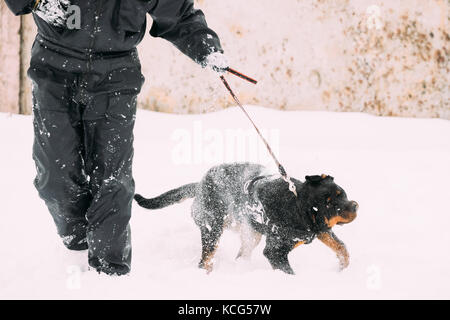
[5,0,223,63]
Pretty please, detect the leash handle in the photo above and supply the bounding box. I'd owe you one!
[226,67,258,85]
[219,75,298,197]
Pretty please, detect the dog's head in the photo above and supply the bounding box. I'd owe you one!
[303,174,358,229]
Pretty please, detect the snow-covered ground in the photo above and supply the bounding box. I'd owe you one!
[0,107,449,299]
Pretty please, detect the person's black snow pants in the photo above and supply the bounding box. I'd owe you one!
[28,39,144,275]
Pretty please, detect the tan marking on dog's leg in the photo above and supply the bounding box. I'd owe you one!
[199,225,225,274]
[317,231,349,270]
[200,246,218,274]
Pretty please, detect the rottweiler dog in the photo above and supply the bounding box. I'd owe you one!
[134,163,358,274]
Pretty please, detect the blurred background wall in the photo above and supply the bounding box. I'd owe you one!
[0,0,448,118]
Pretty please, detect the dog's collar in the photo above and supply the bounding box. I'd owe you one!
[244,175,267,195]
[293,191,325,234]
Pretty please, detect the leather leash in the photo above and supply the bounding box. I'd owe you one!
[220,69,298,197]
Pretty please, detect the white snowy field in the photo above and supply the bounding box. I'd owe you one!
[0,106,449,300]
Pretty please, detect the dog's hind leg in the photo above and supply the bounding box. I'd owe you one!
[192,197,226,273]
[236,223,262,260]
[198,223,224,273]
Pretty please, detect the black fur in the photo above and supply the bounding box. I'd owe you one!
[134,183,198,209]
[135,163,358,274]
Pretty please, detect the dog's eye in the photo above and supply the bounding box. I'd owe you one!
[336,190,346,198]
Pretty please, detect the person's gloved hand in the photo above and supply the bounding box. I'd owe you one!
[34,0,72,28]
[204,52,229,74]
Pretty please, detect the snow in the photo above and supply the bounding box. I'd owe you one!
[34,0,71,28]
[0,106,449,299]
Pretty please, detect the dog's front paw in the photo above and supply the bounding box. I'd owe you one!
[273,264,295,275]
[283,267,295,275]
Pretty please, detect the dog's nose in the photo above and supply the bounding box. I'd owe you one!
[351,201,359,212]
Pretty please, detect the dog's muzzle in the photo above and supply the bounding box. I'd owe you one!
[337,201,358,225]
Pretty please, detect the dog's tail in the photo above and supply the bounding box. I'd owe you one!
[134,183,198,210]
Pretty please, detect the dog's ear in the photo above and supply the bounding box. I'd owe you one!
[305,175,322,184]
[305,174,334,184]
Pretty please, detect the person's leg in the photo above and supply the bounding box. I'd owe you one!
[76,53,144,275]
[29,64,92,250]
[82,91,137,275]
